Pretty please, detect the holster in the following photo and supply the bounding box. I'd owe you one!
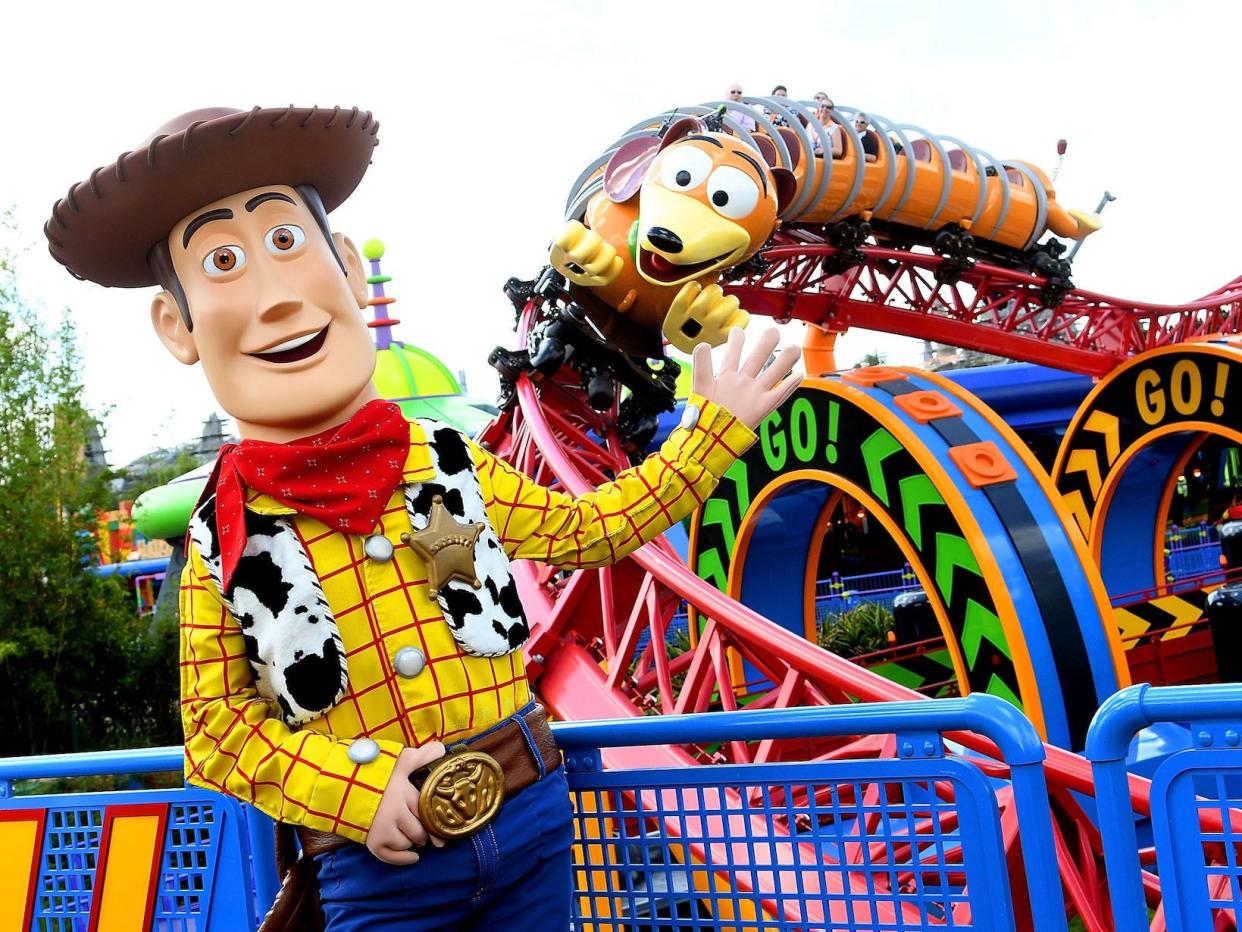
[256,821,324,932]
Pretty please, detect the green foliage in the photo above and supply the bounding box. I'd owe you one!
[817,602,894,658]
[0,233,181,756]
[856,350,887,368]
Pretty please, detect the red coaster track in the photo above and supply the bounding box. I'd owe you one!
[480,242,1242,926]
[726,236,1242,375]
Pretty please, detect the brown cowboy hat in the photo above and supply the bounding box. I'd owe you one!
[44,105,380,288]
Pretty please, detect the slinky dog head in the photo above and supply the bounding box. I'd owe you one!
[603,118,796,288]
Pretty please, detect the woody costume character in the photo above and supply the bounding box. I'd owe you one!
[45,105,799,931]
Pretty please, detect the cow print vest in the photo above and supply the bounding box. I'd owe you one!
[186,421,530,727]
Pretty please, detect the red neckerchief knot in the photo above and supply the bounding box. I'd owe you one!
[211,399,410,592]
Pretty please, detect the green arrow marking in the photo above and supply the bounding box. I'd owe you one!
[860,428,903,507]
[870,663,926,689]
[898,474,943,550]
[985,674,1022,709]
[696,547,728,592]
[934,532,981,604]
[960,599,1011,665]
[700,499,737,554]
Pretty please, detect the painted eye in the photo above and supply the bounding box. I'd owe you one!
[706,166,760,219]
[266,224,306,254]
[657,146,713,191]
[203,245,245,276]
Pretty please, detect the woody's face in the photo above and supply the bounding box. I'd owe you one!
[153,185,375,437]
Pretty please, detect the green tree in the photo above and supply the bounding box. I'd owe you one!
[857,350,887,368]
[0,236,180,755]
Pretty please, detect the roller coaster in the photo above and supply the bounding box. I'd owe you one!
[6,97,1242,930]
[484,97,1242,928]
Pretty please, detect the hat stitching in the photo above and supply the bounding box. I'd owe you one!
[65,184,80,213]
[345,107,359,129]
[146,135,168,170]
[51,202,67,229]
[182,121,205,154]
[270,106,294,128]
[227,107,260,138]
[360,111,373,130]
[88,167,104,199]
[299,106,319,129]
[44,222,63,249]
[114,152,127,184]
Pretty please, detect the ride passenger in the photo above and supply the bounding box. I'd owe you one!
[726,83,757,132]
[854,112,879,162]
[766,84,790,126]
[812,99,843,158]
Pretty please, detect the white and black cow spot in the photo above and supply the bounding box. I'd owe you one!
[283,636,346,714]
[430,427,473,475]
[408,482,466,519]
[187,496,349,727]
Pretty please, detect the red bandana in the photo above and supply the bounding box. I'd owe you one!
[210,399,410,591]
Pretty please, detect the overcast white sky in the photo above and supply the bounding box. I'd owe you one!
[3,0,1238,464]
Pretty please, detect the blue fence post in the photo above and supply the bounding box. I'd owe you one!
[1085,685,1153,932]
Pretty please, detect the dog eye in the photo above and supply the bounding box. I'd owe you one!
[657,147,712,191]
[706,166,760,219]
[266,224,306,254]
[203,245,246,276]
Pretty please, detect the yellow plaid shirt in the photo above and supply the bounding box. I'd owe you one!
[180,395,755,842]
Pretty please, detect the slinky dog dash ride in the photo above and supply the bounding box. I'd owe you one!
[552,97,1102,360]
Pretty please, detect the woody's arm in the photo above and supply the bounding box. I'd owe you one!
[179,544,400,844]
[477,328,799,567]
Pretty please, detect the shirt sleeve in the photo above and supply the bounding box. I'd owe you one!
[179,546,402,843]
[474,394,756,567]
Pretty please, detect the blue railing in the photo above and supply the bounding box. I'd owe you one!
[1088,683,1242,931]
[2,696,1065,931]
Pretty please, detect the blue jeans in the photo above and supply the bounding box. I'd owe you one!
[315,766,574,931]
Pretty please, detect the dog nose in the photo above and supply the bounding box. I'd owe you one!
[645,227,683,254]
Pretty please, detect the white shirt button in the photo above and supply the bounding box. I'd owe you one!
[347,737,380,764]
[365,534,394,562]
[680,403,701,430]
[394,646,427,678]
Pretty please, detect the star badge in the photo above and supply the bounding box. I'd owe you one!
[401,495,485,596]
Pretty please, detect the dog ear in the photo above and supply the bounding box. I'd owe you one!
[656,117,703,152]
[772,168,798,215]
[604,136,660,203]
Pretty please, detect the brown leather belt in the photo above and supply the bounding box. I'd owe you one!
[297,704,560,858]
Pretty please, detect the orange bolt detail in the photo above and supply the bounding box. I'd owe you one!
[948,441,1018,487]
[894,390,962,423]
[841,366,908,388]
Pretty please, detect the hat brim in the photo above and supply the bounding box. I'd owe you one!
[45,106,379,288]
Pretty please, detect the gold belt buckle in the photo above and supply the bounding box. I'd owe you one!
[417,748,505,839]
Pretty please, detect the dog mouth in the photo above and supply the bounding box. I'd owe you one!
[248,325,330,363]
[638,247,733,284]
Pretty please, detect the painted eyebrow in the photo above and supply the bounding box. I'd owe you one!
[245,191,296,212]
[686,134,724,148]
[733,150,769,196]
[182,208,233,248]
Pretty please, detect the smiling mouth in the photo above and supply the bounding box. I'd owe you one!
[638,246,733,284]
[248,325,330,364]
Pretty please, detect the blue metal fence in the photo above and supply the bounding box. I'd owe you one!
[1,696,1065,931]
[1087,682,1242,932]
[557,695,1066,930]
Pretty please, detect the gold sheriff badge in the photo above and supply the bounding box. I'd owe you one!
[401,495,485,596]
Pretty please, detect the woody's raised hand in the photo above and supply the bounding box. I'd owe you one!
[691,327,801,429]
